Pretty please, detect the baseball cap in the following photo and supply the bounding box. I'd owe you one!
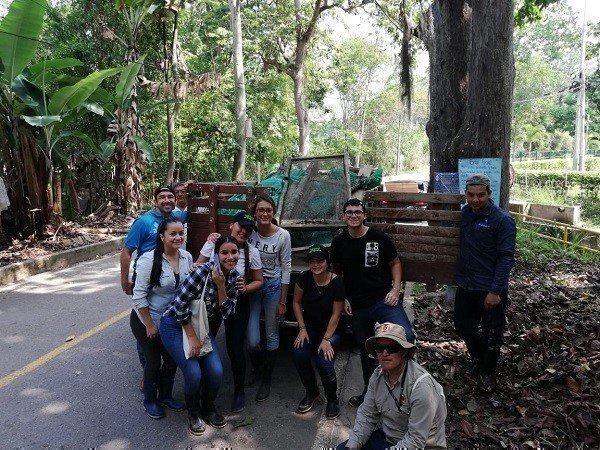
[306,244,329,261]
[232,211,256,230]
[153,185,175,198]
[365,322,415,357]
[465,173,491,190]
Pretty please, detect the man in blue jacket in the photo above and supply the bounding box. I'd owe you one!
[455,174,516,392]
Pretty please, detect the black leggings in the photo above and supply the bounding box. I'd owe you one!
[130,311,177,393]
[210,295,251,392]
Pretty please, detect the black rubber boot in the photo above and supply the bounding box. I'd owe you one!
[256,350,276,402]
[296,391,320,414]
[322,375,340,420]
[246,350,262,386]
[201,391,226,428]
[185,393,205,435]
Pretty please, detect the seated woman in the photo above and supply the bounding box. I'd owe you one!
[292,244,345,419]
[197,211,264,413]
[131,217,191,419]
[160,236,241,435]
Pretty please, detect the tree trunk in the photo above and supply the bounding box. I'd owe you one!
[400,9,413,125]
[67,177,80,216]
[451,0,515,208]
[112,47,144,215]
[166,102,176,184]
[230,0,248,181]
[52,170,62,216]
[293,66,310,156]
[426,0,471,177]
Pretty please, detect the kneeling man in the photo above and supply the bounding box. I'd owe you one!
[340,323,447,449]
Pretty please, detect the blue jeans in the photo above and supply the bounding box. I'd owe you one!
[247,277,282,351]
[159,315,223,397]
[292,328,340,394]
[337,429,389,450]
[351,299,414,389]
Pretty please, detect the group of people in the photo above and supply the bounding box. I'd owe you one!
[120,172,516,449]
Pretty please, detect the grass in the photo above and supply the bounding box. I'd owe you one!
[516,228,600,265]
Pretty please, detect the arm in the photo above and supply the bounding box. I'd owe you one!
[182,321,203,358]
[213,269,239,320]
[292,284,309,348]
[172,266,208,326]
[120,247,135,294]
[131,253,156,337]
[317,300,343,361]
[196,237,219,264]
[242,268,264,294]
[394,381,439,449]
[384,257,402,306]
[491,215,516,295]
[347,377,380,449]
[278,230,292,315]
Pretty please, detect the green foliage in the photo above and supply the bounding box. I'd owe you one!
[0,0,47,83]
[115,55,145,110]
[516,228,600,265]
[513,170,600,197]
[512,157,600,172]
[515,0,559,28]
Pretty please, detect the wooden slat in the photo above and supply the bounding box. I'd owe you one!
[390,234,460,246]
[368,207,462,221]
[189,197,209,208]
[368,222,460,237]
[398,252,457,263]
[217,214,236,224]
[402,261,457,284]
[395,242,459,256]
[218,200,247,210]
[280,219,346,230]
[364,192,464,204]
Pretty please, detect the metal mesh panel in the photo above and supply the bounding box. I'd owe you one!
[280,156,349,221]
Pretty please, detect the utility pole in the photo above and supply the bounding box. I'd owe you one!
[573,0,587,171]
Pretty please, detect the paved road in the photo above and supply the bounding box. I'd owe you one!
[0,253,361,448]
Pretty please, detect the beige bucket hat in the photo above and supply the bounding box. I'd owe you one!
[365,322,415,357]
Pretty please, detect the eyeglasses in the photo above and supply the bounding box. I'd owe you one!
[344,210,364,217]
[374,344,402,355]
[256,207,273,214]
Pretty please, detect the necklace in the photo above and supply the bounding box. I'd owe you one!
[385,362,409,411]
[312,272,332,296]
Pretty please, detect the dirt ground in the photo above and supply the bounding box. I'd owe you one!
[412,255,600,448]
[0,216,130,267]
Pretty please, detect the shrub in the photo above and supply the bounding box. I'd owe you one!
[513,170,600,197]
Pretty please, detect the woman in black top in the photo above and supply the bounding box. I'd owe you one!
[292,244,345,419]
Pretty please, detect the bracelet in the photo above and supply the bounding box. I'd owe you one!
[279,302,286,307]
[299,325,306,330]
[323,336,332,342]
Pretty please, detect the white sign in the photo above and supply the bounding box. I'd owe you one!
[458,158,502,206]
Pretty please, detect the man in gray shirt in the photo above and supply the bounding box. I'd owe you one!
[338,322,447,449]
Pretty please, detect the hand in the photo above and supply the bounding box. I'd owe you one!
[484,292,501,309]
[145,321,159,339]
[189,262,201,272]
[294,328,309,348]
[187,335,203,358]
[121,278,133,295]
[235,276,246,293]
[211,266,226,288]
[277,302,287,316]
[207,233,221,244]
[384,287,401,306]
[343,299,353,316]
[318,339,335,361]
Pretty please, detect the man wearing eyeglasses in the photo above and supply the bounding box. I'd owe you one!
[331,198,415,408]
[338,322,447,449]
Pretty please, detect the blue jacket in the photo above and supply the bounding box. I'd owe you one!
[455,200,516,293]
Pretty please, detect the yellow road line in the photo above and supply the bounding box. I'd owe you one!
[0,309,130,389]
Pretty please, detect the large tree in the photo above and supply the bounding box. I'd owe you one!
[425,0,515,208]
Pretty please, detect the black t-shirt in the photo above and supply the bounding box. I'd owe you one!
[296,270,345,334]
[330,227,397,309]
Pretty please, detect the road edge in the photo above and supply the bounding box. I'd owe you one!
[0,236,124,286]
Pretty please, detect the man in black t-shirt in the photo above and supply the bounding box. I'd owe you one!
[331,198,415,408]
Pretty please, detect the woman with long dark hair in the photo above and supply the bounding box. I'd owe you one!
[292,244,345,419]
[131,217,192,419]
[160,235,241,435]
[196,211,264,413]
[247,195,292,402]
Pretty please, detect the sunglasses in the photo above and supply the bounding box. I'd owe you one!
[374,344,402,355]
